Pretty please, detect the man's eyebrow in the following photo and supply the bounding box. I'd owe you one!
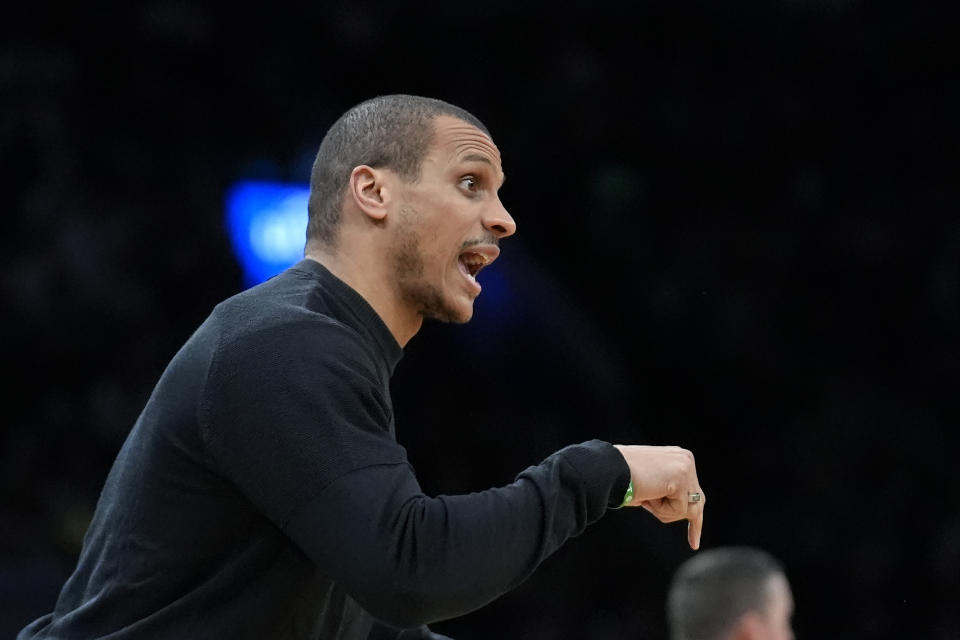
[461,154,506,185]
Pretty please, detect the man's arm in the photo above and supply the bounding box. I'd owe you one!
[283,438,702,628]
[202,321,704,629]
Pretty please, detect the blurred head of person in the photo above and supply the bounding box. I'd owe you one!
[667,546,794,640]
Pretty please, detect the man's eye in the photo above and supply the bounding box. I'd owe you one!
[459,176,478,191]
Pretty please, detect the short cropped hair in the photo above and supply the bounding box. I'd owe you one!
[667,546,785,640]
[306,94,489,248]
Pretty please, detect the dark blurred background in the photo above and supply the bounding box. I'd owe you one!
[2,2,957,638]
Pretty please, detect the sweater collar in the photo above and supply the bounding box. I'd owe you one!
[292,258,404,374]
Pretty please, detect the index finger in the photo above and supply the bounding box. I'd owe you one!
[687,491,704,550]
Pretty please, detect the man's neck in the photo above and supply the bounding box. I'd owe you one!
[304,249,422,347]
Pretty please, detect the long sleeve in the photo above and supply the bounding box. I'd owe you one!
[284,439,629,628]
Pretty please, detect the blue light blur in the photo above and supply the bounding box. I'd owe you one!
[225,181,309,287]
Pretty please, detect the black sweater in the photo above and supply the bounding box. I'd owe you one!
[19,259,630,639]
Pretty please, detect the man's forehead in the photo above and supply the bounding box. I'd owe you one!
[431,115,503,167]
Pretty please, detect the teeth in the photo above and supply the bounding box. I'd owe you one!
[459,252,488,282]
[461,253,488,266]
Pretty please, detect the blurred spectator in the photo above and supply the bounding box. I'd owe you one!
[667,546,794,640]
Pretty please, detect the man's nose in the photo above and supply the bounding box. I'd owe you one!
[483,199,517,239]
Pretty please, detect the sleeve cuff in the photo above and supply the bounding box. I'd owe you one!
[557,439,632,510]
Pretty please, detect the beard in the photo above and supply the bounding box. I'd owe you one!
[391,207,471,324]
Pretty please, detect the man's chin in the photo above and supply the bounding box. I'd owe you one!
[451,308,474,324]
[407,284,476,324]
[421,298,474,324]
[448,296,476,323]
[428,307,473,324]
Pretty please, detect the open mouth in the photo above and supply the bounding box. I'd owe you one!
[458,251,490,284]
[460,252,489,276]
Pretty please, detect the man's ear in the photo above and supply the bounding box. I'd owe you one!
[348,165,390,221]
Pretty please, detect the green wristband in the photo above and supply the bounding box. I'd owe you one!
[619,479,634,508]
